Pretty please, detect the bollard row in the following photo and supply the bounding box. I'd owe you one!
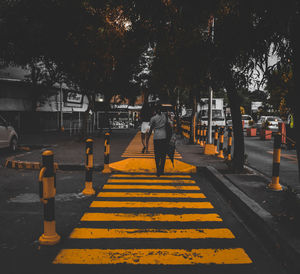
[37,132,112,245]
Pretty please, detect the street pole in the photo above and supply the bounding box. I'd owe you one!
[60,83,63,130]
[207,15,214,144]
[208,86,213,144]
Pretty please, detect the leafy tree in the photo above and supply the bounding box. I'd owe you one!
[266,66,293,118]
[0,0,147,136]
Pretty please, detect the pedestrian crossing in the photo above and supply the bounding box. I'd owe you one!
[121,131,182,159]
[53,174,253,266]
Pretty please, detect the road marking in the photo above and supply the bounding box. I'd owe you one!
[90,201,213,209]
[120,155,182,159]
[107,179,196,184]
[52,144,253,268]
[69,228,235,239]
[111,174,192,178]
[103,185,200,190]
[267,150,297,161]
[81,212,222,222]
[121,132,182,159]
[97,192,206,198]
[53,248,252,265]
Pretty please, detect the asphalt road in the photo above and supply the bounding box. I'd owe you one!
[243,135,299,189]
[0,168,286,274]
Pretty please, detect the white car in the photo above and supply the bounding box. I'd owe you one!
[242,114,254,129]
[0,115,18,151]
[226,114,253,128]
[256,116,283,133]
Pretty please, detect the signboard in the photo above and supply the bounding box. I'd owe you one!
[251,101,262,112]
[64,92,83,107]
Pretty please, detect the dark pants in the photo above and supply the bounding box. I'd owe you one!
[154,138,168,176]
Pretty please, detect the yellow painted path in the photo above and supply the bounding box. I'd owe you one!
[109,131,196,173]
[121,131,182,159]
[53,173,253,266]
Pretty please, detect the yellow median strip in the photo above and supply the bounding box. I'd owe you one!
[103,185,200,190]
[90,201,213,209]
[53,248,252,265]
[107,179,196,184]
[81,212,222,222]
[97,192,206,198]
[111,174,192,178]
[69,228,235,239]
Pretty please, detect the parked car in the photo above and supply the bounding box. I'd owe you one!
[256,116,283,133]
[226,114,253,128]
[242,114,254,129]
[0,115,18,151]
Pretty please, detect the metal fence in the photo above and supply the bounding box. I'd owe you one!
[96,111,134,130]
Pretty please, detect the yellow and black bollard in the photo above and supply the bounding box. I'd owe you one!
[203,125,207,145]
[227,126,233,161]
[193,115,196,144]
[214,126,219,154]
[102,132,111,173]
[268,133,283,191]
[197,123,201,145]
[218,127,225,159]
[82,139,95,195]
[38,150,60,245]
[199,124,204,147]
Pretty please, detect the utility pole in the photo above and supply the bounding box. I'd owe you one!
[207,15,214,144]
[60,83,64,131]
[204,15,216,154]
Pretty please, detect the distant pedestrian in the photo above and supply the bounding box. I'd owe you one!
[148,103,169,177]
[140,101,153,153]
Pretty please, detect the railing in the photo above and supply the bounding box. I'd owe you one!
[69,120,94,136]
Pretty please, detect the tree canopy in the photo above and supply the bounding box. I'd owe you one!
[1,0,300,175]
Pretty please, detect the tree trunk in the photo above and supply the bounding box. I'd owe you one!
[290,12,300,183]
[189,92,197,144]
[224,71,245,172]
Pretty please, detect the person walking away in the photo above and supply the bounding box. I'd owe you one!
[148,103,168,177]
[140,102,152,153]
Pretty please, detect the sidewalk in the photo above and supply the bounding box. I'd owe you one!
[5,129,136,170]
[4,129,300,272]
[175,136,300,273]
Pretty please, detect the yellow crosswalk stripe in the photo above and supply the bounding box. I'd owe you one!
[111,174,192,178]
[121,152,181,154]
[69,228,235,239]
[97,192,206,198]
[107,179,196,184]
[53,248,252,265]
[103,184,200,190]
[90,201,213,209]
[81,212,223,222]
[121,153,181,155]
[121,155,182,158]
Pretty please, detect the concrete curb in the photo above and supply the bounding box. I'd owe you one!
[4,159,103,171]
[204,165,300,273]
